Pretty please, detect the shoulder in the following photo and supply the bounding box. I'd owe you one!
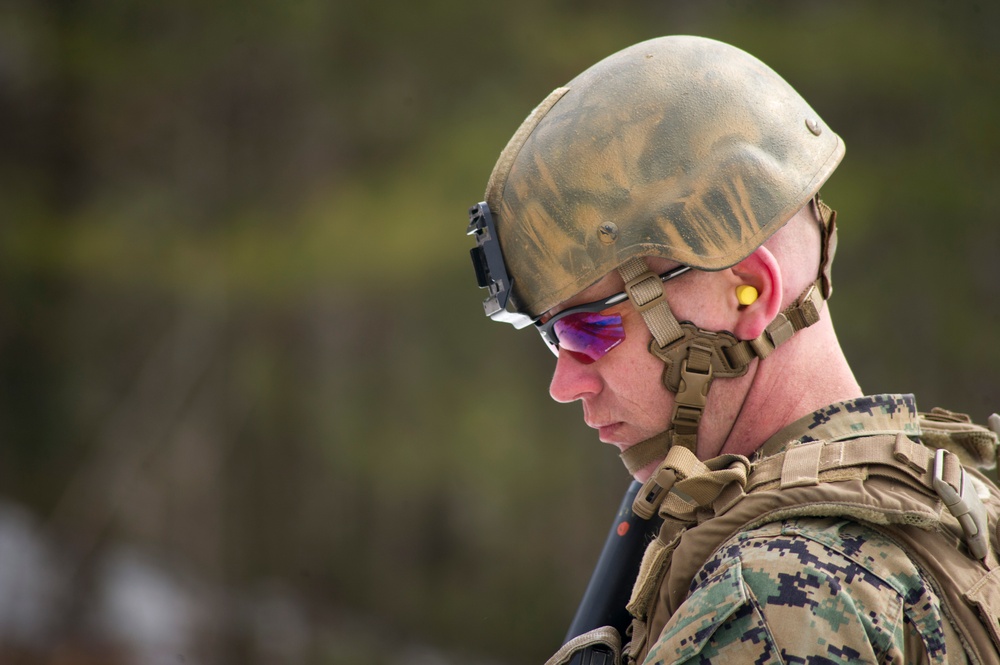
[644,516,952,665]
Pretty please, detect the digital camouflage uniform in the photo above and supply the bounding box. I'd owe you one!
[642,395,976,664]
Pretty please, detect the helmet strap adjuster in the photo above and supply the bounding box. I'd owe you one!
[616,242,833,467]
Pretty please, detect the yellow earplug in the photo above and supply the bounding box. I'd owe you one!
[736,285,758,306]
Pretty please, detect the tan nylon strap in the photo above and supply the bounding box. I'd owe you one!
[724,280,825,366]
[725,338,756,368]
[779,440,825,488]
[616,203,834,478]
[617,198,835,375]
[648,435,968,531]
[632,444,709,519]
[643,435,962,518]
[745,433,963,496]
[633,459,751,533]
[623,617,647,665]
[664,444,710,479]
[686,344,712,373]
[631,446,751,520]
[617,257,684,348]
[964,568,1000,647]
[671,431,698,454]
[616,257,700,471]
[813,195,838,300]
[674,347,713,431]
[620,430,673,475]
[745,435,995,560]
[626,528,678,619]
[671,455,750,509]
[543,626,622,665]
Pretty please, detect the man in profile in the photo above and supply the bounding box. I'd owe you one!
[466,36,1000,663]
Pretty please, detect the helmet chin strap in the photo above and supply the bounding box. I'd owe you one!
[617,198,838,513]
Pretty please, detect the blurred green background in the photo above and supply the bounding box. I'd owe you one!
[2,1,999,663]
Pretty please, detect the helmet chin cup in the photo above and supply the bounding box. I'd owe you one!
[649,324,747,394]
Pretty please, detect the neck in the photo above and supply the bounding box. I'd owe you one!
[698,312,862,459]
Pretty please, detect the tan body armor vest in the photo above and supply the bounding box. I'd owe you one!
[625,419,1000,664]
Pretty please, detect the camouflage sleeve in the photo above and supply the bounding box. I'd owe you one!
[643,517,956,665]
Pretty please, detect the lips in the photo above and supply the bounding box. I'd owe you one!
[584,417,612,430]
[594,422,624,443]
[584,407,628,445]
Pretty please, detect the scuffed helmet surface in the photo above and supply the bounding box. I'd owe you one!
[486,35,844,318]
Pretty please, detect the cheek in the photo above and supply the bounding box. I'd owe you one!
[668,274,735,332]
[610,317,670,395]
[631,350,670,402]
[609,344,675,433]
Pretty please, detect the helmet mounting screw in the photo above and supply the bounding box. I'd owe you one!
[598,222,619,244]
[806,118,823,136]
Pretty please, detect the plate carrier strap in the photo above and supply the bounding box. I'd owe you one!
[623,434,1000,664]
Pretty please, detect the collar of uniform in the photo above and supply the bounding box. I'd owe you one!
[756,394,920,460]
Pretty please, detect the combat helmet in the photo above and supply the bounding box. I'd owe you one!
[467,36,842,499]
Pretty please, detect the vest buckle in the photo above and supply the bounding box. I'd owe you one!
[933,448,990,561]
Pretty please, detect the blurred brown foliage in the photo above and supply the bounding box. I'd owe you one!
[1,1,999,663]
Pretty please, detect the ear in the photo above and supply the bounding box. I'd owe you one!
[729,246,782,341]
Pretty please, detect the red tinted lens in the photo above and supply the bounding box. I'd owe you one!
[553,312,625,363]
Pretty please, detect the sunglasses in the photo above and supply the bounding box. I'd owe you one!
[536,265,692,363]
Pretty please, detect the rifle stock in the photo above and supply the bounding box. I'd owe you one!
[561,480,661,664]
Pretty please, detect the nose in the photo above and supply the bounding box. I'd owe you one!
[549,349,603,403]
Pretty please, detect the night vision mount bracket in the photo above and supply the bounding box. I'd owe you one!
[466,202,534,329]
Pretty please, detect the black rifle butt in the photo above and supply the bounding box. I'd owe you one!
[563,479,658,646]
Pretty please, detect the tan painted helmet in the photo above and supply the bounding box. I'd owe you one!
[469,35,844,325]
